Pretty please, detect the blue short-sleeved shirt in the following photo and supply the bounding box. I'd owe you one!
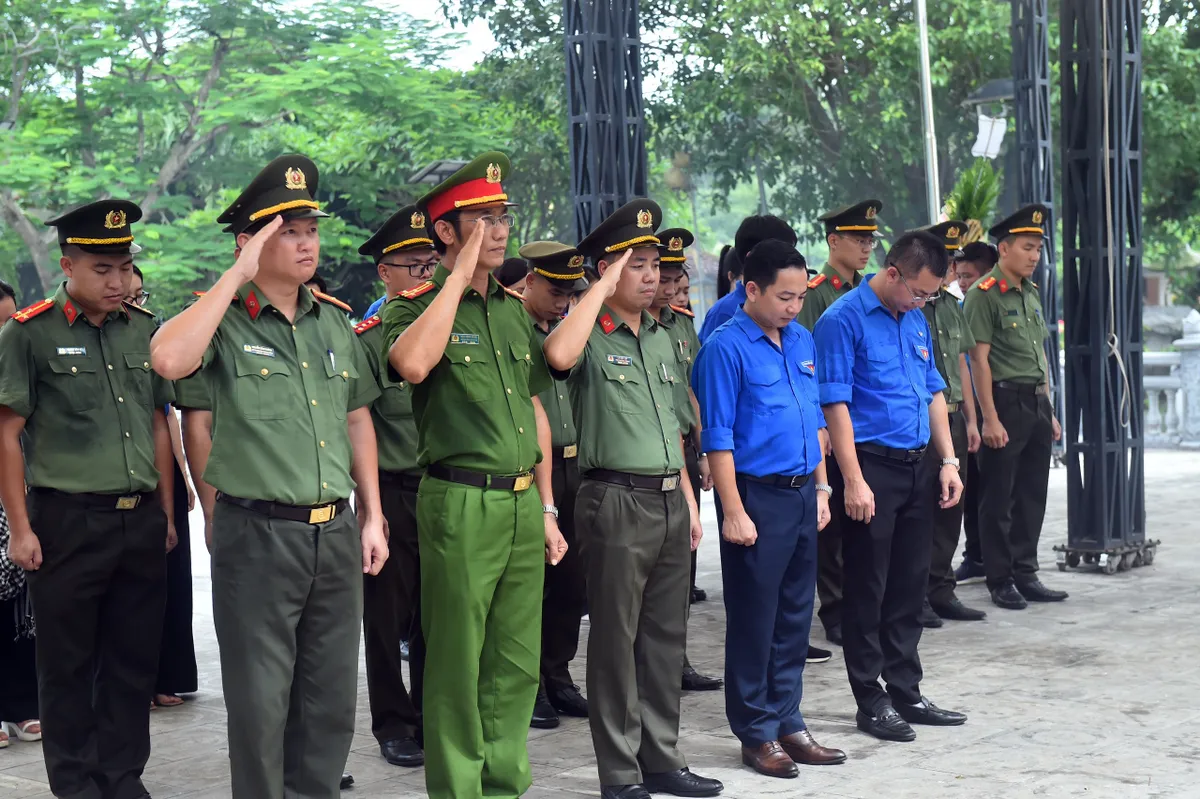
[695,307,825,478]
[813,276,946,449]
[699,281,747,344]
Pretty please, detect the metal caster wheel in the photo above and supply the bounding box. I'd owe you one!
[1057,562,1067,572]
[1100,554,1119,575]
[1067,553,1081,568]
[1120,552,1136,571]
[1142,546,1156,566]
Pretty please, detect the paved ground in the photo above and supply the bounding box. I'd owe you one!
[2,451,1196,798]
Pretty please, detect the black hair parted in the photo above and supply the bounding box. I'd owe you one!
[744,239,808,290]
[886,230,949,280]
[959,241,999,269]
[734,215,797,261]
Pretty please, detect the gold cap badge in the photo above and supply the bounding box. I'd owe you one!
[410,211,426,229]
[1031,210,1044,224]
[568,255,585,268]
[865,206,877,219]
[946,225,960,239]
[104,210,127,230]
[669,237,684,251]
[285,167,307,191]
[486,163,502,184]
[636,209,653,229]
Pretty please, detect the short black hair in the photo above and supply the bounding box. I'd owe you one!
[734,215,797,261]
[495,257,529,288]
[0,279,15,302]
[743,239,808,289]
[958,241,998,270]
[132,265,144,281]
[886,231,949,279]
[306,272,328,294]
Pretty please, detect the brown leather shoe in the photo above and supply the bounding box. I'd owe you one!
[741,741,799,779]
[780,729,847,765]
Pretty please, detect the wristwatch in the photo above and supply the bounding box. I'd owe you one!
[542,504,559,519]
[941,457,961,469]
[815,483,833,496]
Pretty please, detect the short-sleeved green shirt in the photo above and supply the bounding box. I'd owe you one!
[556,306,685,476]
[0,283,174,494]
[533,322,577,448]
[656,305,700,435]
[796,264,863,330]
[379,265,552,475]
[199,283,379,505]
[921,289,976,405]
[173,370,211,411]
[963,267,1048,384]
[356,316,419,475]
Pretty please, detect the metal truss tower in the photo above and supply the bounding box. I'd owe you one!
[565,0,649,243]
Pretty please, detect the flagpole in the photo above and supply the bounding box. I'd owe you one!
[915,0,941,222]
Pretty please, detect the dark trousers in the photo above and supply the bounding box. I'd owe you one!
[717,478,817,746]
[26,491,166,799]
[156,463,197,695]
[816,455,845,634]
[577,479,690,786]
[977,387,1054,590]
[364,472,425,744]
[684,440,702,592]
[961,400,984,565]
[927,412,968,604]
[835,450,934,713]
[541,457,585,692]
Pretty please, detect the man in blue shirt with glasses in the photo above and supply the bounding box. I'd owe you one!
[814,231,966,743]
[695,239,845,780]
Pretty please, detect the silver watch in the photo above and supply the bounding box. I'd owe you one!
[815,483,833,496]
[542,504,559,519]
[941,457,961,469]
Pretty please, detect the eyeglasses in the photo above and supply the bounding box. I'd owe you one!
[126,290,150,306]
[382,260,437,277]
[892,266,939,303]
[462,213,516,229]
[839,234,878,251]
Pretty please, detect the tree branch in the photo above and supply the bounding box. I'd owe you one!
[0,190,55,292]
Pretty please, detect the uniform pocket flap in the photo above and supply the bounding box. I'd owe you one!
[323,356,359,381]
[866,343,899,362]
[124,352,152,372]
[48,358,96,375]
[444,346,487,366]
[747,365,783,385]
[601,362,642,385]
[234,355,292,379]
[509,340,533,363]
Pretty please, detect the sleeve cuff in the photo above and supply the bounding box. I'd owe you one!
[820,382,852,406]
[701,427,734,453]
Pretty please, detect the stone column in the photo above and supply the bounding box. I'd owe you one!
[1175,309,1200,448]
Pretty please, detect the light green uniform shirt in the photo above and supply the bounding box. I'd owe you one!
[355,316,419,474]
[921,289,976,405]
[656,305,700,435]
[963,267,1048,384]
[533,322,577,449]
[796,264,863,330]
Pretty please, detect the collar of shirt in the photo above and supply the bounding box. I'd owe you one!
[55,282,128,327]
[987,265,1035,293]
[820,263,863,288]
[235,281,319,321]
[657,306,678,327]
[431,262,504,298]
[601,304,658,334]
[730,305,801,348]
[853,272,896,319]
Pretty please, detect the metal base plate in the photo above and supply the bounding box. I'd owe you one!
[1053,540,1161,574]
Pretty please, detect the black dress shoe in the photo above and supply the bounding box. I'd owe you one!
[930,596,987,621]
[990,582,1028,610]
[340,772,354,790]
[531,688,560,729]
[954,558,987,584]
[895,696,967,726]
[825,624,843,646]
[806,645,832,663]
[681,666,723,691]
[380,736,424,767]
[548,683,589,717]
[855,706,916,742]
[642,767,724,797]
[1016,578,1069,602]
[690,586,707,603]
[918,598,944,628]
[601,785,652,799]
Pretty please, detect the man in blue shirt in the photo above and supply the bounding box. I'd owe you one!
[698,215,797,343]
[362,204,438,318]
[695,240,846,780]
[813,231,966,743]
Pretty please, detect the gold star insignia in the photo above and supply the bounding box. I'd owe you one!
[104,210,127,229]
[486,163,502,184]
[411,211,426,229]
[285,167,307,190]
[1032,210,1044,224]
[669,237,683,251]
[568,255,585,268]
[636,209,653,229]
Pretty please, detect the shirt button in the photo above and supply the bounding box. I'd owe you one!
[302,362,309,368]
[506,388,512,395]
[319,441,325,448]
[125,432,130,439]
[71,366,78,374]
[292,325,297,331]
[496,350,502,357]
[129,470,135,476]
[311,399,318,406]
[518,427,524,434]
[261,368,269,376]
[118,396,124,403]
[563,423,568,429]
[143,362,149,368]
[464,356,471,363]
[558,394,564,400]
[322,482,328,489]
[618,374,625,381]
[107,364,113,371]
[342,370,349,378]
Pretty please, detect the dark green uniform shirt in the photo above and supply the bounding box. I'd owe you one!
[796,264,864,331]
[556,307,685,476]
[379,265,551,475]
[199,283,379,505]
[921,289,976,405]
[533,322,577,449]
[656,305,700,435]
[173,370,211,411]
[0,284,174,494]
[962,267,1048,384]
[356,316,419,475]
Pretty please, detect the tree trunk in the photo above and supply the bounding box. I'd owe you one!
[0,191,55,292]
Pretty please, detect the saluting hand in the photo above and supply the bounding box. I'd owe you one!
[230,214,283,285]
[451,219,488,285]
[939,464,964,509]
[721,510,757,547]
[982,416,1009,449]
[544,514,568,566]
[844,477,875,523]
[9,529,42,571]
[597,249,633,298]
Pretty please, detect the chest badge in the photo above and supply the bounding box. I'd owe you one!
[801,359,815,374]
[242,344,276,358]
[918,346,929,361]
[606,354,633,367]
[450,333,480,345]
[56,346,88,357]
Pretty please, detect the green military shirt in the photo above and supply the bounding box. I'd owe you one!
[556,306,685,476]
[921,289,976,405]
[173,370,211,411]
[533,323,577,449]
[199,283,379,505]
[0,283,174,494]
[963,267,1048,384]
[355,315,419,475]
[657,304,700,435]
[796,264,863,330]
[379,265,551,475]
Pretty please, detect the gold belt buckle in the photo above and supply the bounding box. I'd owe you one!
[512,473,534,492]
[115,495,140,511]
[661,475,679,492]
[308,504,336,524]
[562,444,578,459]
[946,402,960,413]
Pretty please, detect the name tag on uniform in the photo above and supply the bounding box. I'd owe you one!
[606,354,633,366]
[450,333,480,345]
[243,344,276,357]
[56,346,87,356]
[801,359,815,374]
[1006,310,1019,317]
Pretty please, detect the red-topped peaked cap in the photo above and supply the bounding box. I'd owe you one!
[418,151,516,223]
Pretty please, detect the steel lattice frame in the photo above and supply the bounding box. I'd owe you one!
[565,0,649,243]
[1060,0,1145,548]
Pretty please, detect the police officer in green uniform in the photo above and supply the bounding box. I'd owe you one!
[796,199,882,646]
[151,155,388,799]
[516,241,591,727]
[355,205,438,767]
[544,201,723,799]
[381,152,567,799]
[913,221,987,625]
[0,200,176,799]
[650,228,723,692]
[963,204,1067,611]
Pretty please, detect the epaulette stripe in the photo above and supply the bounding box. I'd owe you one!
[12,298,54,323]
[312,289,353,313]
[978,277,997,292]
[397,281,436,300]
[355,315,382,335]
[502,285,525,301]
[669,304,694,318]
[123,300,156,317]
[808,274,827,290]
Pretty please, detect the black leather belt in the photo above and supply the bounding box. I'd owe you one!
[379,470,424,492]
[585,469,681,492]
[995,381,1047,395]
[30,487,153,511]
[552,444,579,460]
[738,472,812,488]
[426,463,534,492]
[218,494,349,524]
[858,443,927,463]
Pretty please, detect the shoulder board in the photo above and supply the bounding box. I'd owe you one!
[396,281,436,301]
[192,291,207,297]
[503,285,525,302]
[669,304,694,318]
[1031,281,1039,289]
[977,277,997,292]
[312,290,353,313]
[123,300,156,317]
[354,315,381,336]
[808,274,827,290]
[11,298,54,324]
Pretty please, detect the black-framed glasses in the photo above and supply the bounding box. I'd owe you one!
[382,260,437,277]
[126,290,150,306]
[892,266,938,303]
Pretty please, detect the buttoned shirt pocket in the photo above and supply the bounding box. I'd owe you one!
[674,343,694,379]
[324,355,359,420]
[747,364,790,417]
[443,345,491,403]
[864,341,901,388]
[123,352,153,407]
[600,359,643,414]
[509,340,534,399]
[234,354,294,421]
[376,375,412,420]
[46,357,100,413]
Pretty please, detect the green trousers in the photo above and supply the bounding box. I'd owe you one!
[417,475,544,799]
[211,500,363,799]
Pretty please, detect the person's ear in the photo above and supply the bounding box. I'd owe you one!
[434,219,457,248]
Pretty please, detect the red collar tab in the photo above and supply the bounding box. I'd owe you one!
[245,290,263,320]
[62,299,79,325]
[599,313,617,335]
[831,275,842,289]
[998,279,1009,293]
